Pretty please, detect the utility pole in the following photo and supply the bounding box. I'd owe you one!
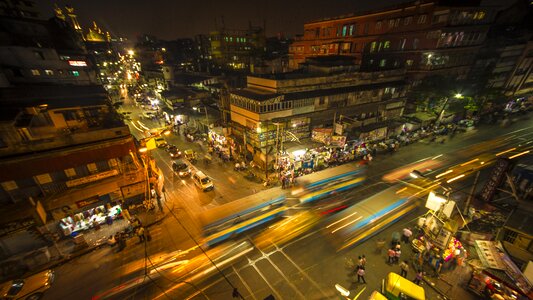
[464,170,480,215]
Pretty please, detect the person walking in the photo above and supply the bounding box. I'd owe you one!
[399,260,409,278]
[356,266,366,284]
[413,270,424,285]
[388,248,396,264]
[359,255,366,268]
[402,227,413,243]
[394,248,402,264]
[137,226,146,244]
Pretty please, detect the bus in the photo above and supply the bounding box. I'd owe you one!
[293,163,366,204]
[323,183,419,251]
[199,188,286,247]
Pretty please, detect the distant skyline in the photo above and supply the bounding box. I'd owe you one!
[36,0,410,41]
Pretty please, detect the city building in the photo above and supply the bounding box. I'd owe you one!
[0,85,148,259]
[209,22,266,72]
[467,0,532,98]
[229,57,407,170]
[0,4,153,264]
[289,0,501,82]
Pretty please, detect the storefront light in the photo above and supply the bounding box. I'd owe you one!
[293,149,306,157]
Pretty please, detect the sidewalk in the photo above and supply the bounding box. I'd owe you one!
[27,202,171,277]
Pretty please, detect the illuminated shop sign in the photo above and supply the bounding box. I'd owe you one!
[68,60,88,67]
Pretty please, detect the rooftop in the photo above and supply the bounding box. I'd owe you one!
[0,84,109,110]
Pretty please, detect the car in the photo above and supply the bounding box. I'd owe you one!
[167,146,182,158]
[172,160,191,177]
[192,171,214,191]
[154,137,167,148]
[0,269,55,300]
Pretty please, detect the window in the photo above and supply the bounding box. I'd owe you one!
[31,69,40,76]
[87,163,98,174]
[319,97,325,105]
[383,41,391,49]
[70,70,80,76]
[370,42,377,53]
[64,168,76,178]
[44,69,53,75]
[503,229,517,244]
[404,16,413,25]
[474,11,485,20]
[33,50,44,60]
[388,19,395,28]
[394,18,400,27]
[413,38,419,49]
[400,38,407,50]
[342,25,348,37]
[379,59,387,67]
[417,14,427,24]
[406,59,414,66]
[35,173,52,185]
[349,24,355,36]
[11,68,23,77]
[375,21,382,30]
[364,23,369,34]
[1,181,18,191]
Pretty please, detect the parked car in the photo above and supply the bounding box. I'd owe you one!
[167,145,182,158]
[154,137,167,148]
[0,269,55,300]
[192,171,214,191]
[172,159,191,177]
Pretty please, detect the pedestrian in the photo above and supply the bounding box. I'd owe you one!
[394,248,402,264]
[117,233,126,252]
[359,255,366,267]
[388,248,396,264]
[413,270,424,285]
[356,266,366,284]
[402,227,413,243]
[137,226,146,243]
[107,235,116,247]
[399,260,409,278]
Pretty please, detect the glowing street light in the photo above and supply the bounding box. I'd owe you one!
[127,49,135,56]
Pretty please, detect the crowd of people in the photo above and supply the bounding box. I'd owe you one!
[106,216,151,252]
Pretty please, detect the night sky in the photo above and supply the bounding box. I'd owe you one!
[36,0,409,41]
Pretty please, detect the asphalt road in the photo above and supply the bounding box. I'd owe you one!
[42,112,533,300]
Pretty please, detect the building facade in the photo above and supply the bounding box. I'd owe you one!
[289,0,500,81]
[229,58,407,169]
[209,24,266,71]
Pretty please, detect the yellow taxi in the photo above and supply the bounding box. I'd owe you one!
[0,269,54,300]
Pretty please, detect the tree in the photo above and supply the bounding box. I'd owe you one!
[408,75,463,115]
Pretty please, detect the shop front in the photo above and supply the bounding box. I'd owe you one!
[467,240,532,300]
[58,203,122,237]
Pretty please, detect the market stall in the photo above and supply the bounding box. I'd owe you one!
[59,204,122,236]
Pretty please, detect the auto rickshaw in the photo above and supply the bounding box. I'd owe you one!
[184,149,197,163]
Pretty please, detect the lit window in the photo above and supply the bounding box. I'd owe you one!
[1,181,18,191]
[35,173,52,184]
[87,163,98,174]
[370,42,377,52]
[44,69,54,75]
[31,69,40,76]
[406,59,414,66]
[64,168,76,178]
[383,41,391,49]
[379,59,387,67]
[342,25,347,36]
[418,15,427,24]
[404,16,413,25]
[70,70,80,76]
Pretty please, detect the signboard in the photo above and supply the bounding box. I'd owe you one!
[76,196,100,209]
[311,128,332,144]
[330,135,347,148]
[68,60,87,67]
[478,158,511,202]
[66,169,119,188]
